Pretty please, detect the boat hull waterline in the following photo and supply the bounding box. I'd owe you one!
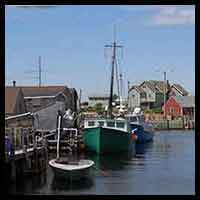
[130,123,154,143]
[83,127,135,154]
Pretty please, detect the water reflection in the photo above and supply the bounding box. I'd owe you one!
[9,171,47,194]
[88,152,133,171]
[8,131,195,195]
[135,142,153,155]
[51,176,94,191]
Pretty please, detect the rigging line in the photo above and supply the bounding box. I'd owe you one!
[104,47,112,73]
[115,55,120,98]
[104,47,113,92]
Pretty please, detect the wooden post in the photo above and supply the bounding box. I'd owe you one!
[167,119,169,130]
[22,128,25,153]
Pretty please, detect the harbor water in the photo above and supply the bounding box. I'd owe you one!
[8,130,195,195]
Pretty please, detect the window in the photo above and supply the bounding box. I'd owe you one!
[98,121,104,126]
[170,107,175,114]
[107,121,115,127]
[116,122,125,128]
[88,121,95,126]
[139,116,145,123]
[130,117,138,122]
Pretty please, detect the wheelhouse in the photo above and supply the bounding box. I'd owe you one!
[84,119,129,132]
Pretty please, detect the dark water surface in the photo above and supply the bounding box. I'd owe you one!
[9,130,195,195]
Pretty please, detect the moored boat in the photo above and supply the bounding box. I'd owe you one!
[82,34,137,154]
[83,118,136,154]
[49,158,94,181]
[126,108,154,143]
[49,114,94,181]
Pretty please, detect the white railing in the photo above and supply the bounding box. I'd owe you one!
[84,119,128,132]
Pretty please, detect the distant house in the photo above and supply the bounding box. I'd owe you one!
[128,85,146,111]
[169,84,189,97]
[9,85,78,112]
[88,94,110,108]
[162,96,195,119]
[128,80,189,111]
[128,80,169,110]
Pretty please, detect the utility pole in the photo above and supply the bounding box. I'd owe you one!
[155,67,175,119]
[104,29,123,118]
[163,71,166,118]
[38,56,42,87]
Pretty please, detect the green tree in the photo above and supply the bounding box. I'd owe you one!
[94,103,103,114]
[87,106,95,112]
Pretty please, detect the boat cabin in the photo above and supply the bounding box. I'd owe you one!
[84,119,129,132]
[125,113,145,125]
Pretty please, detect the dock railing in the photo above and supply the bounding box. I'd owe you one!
[5,127,48,160]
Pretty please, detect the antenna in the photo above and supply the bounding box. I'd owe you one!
[24,56,44,86]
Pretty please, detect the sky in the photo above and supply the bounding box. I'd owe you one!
[5,5,195,101]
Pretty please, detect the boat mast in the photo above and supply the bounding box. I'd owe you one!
[119,73,123,110]
[105,26,123,118]
[109,40,116,118]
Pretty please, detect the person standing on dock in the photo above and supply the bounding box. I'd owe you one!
[5,135,14,157]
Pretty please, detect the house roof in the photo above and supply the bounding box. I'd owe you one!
[5,87,21,114]
[129,85,145,94]
[173,96,195,108]
[7,86,70,97]
[171,84,189,96]
[140,80,169,93]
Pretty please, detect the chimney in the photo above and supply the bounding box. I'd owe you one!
[13,80,16,87]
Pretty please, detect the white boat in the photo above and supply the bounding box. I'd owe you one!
[49,114,94,181]
[49,158,94,181]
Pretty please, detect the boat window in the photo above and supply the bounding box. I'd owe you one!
[139,116,145,123]
[88,121,95,126]
[130,116,137,122]
[107,121,115,127]
[116,122,125,128]
[98,121,104,126]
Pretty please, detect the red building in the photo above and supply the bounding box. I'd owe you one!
[163,96,195,119]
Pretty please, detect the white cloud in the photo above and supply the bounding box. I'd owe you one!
[151,6,195,25]
[119,5,195,26]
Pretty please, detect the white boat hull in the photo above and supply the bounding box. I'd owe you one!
[49,159,94,181]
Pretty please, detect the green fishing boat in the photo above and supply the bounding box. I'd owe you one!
[82,34,137,154]
[83,118,136,154]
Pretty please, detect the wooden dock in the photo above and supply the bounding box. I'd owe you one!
[5,127,48,182]
[5,126,85,182]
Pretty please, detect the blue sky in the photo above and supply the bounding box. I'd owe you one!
[5,5,195,100]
